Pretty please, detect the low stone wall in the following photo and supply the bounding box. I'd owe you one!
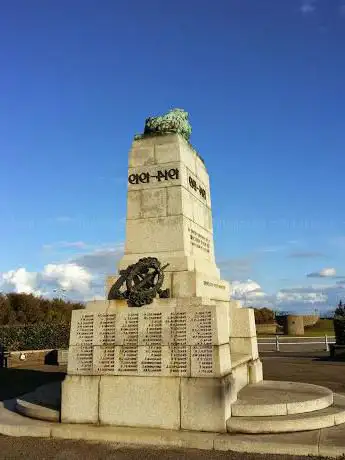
[7,349,68,366]
[255,323,277,335]
[303,315,320,327]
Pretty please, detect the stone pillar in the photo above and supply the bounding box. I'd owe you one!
[285,315,304,336]
[109,133,232,302]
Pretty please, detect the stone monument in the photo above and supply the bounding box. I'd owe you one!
[61,108,262,432]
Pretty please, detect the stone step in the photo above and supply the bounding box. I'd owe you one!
[15,382,61,422]
[231,380,333,417]
[227,394,345,434]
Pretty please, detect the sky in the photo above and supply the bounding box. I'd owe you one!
[1,0,345,314]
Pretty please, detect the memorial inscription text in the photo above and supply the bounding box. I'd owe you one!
[70,307,217,377]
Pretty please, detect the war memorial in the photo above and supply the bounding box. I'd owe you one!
[1,109,345,455]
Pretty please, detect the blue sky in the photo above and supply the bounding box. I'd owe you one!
[1,0,345,313]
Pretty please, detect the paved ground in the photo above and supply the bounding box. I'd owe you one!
[261,352,345,394]
[0,364,65,401]
[0,436,340,460]
[0,354,345,459]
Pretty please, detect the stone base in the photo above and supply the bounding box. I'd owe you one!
[61,374,234,432]
[62,294,261,432]
[61,376,99,424]
[7,400,345,458]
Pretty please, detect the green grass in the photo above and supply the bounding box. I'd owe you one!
[258,319,335,337]
[304,318,334,336]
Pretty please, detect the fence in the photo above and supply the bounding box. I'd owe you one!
[258,335,336,352]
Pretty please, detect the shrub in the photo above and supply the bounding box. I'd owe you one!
[334,300,345,345]
[0,323,70,351]
[0,292,83,325]
[254,308,275,324]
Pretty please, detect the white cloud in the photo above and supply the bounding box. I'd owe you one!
[70,245,124,274]
[231,280,263,298]
[230,277,345,314]
[307,267,337,278]
[42,263,93,293]
[0,263,93,299]
[0,243,125,301]
[1,268,39,295]
[276,289,327,304]
[231,280,274,308]
[300,0,316,14]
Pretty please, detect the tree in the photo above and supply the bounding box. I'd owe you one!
[254,307,275,324]
[0,292,84,325]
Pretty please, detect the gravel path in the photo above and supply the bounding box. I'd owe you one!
[0,436,334,460]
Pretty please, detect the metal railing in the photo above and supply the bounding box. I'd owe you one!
[258,335,336,352]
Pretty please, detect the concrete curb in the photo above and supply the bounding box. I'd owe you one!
[1,400,345,458]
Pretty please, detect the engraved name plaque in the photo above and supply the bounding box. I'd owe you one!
[68,304,228,378]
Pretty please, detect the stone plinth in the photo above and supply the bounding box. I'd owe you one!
[118,134,221,281]
[285,315,305,336]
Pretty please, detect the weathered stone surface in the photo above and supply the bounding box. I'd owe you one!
[154,142,180,164]
[0,400,53,438]
[118,253,195,273]
[67,301,234,378]
[125,215,185,254]
[230,308,257,338]
[231,361,249,396]
[172,271,230,301]
[122,132,216,278]
[57,349,68,365]
[231,381,333,417]
[178,140,197,174]
[195,154,210,192]
[227,406,339,434]
[191,344,231,378]
[248,359,263,384]
[129,145,155,168]
[99,376,180,429]
[140,188,167,218]
[229,299,242,309]
[167,186,194,220]
[126,190,142,219]
[85,299,112,312]
[319,418,345,457]
[52,422,215,449]
[180,375,232,432]
[105,276,118,298]
[230,337,259,360]
[61,375,99,424]
[15,382,60,422]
